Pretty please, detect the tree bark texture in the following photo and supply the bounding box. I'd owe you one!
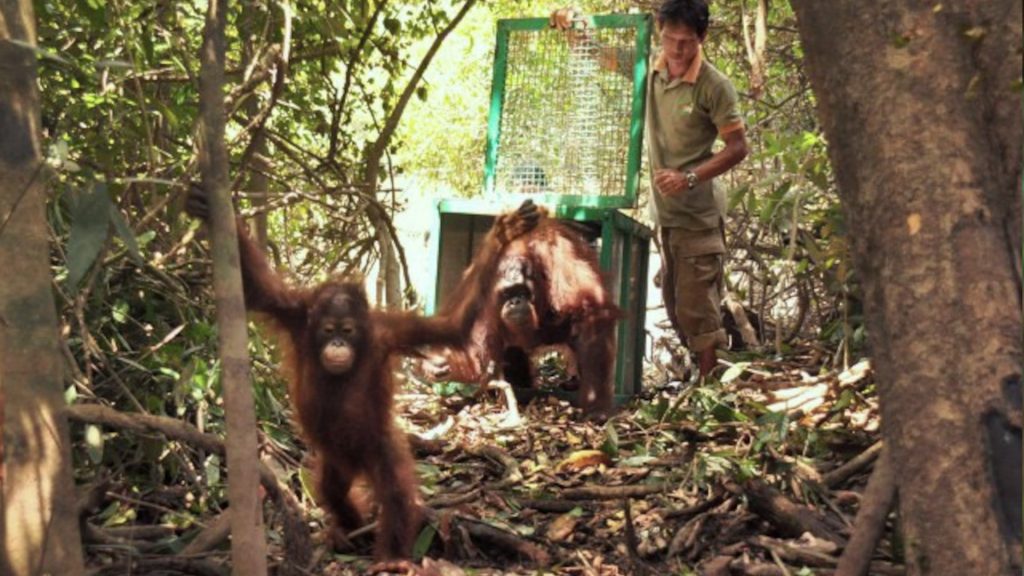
[240,0,271,250]
[0,0,85,573]
[790,2,1022,575]
[198,0,268,573]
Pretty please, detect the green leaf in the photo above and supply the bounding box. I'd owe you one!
[727,183,750,212]
[412,523,436,560]
[711,402,744,423]
[833,389,855,412]
[601,420,620,458]
[204,454,221,486]
[620,454,656,467]
[85,424,104,464]
[112,300,129,324]
[66,182,112,291]
[109,205,143,264]
[298,466,316,501]
[432,380,477,397]
[720,362,749,384]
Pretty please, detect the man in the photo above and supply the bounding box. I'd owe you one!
[552,0,748,377]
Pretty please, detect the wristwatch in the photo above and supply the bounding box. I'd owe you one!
[684,170,699,190]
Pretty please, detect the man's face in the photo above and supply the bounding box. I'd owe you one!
[659,20,702,70]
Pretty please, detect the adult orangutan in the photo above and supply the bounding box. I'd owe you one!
[187,189,538,558]
[428,212,620,416]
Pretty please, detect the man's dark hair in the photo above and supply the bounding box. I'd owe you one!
[657,0,710,38]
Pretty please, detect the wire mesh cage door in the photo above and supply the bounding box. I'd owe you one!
[483,14,652,208]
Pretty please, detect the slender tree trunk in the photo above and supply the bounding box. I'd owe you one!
[790,2,1022,574]
[741,0,767,100]
[198,0,268,573]
[240,0,271,250]
[0,1,85,573]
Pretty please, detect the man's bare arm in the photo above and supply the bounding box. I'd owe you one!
[653,128,750,197]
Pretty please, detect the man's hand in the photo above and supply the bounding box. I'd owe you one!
[654,169,689,197]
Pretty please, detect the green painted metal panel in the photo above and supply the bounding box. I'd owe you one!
[599,214,614,272]
[614,226,632,396]
[625,15,651,205]
[483,22,511,195]
[425,200,444,315]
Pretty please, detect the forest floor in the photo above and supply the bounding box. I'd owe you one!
[79,336,898,576]
[313,336,897,575]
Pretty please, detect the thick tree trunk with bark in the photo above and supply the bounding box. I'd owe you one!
[197,0,268,573]
[790,2,1022,575]
[0,1,85,573]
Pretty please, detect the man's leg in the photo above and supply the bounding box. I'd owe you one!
[659,228,683,336]
[673,253,727,377]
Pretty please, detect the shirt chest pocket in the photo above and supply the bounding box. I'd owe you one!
[676,99,711,135]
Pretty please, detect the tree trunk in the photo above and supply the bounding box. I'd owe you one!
[197,0,268,573]
[240,0,271,250]
[790,2,1022,575]
[0,0,85,572]
[741,0,767,100]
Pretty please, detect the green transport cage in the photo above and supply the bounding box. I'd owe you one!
[426,14,653,406]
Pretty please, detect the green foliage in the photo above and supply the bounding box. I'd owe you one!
[600,419,620,458]
[65,183,113,290]
[37,0,490,518]
[433,380,479,398]
[35,0,864,553]
[413,523,438,560]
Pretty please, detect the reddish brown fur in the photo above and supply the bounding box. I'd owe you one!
[437,216,620,415]
[232,205,535,559]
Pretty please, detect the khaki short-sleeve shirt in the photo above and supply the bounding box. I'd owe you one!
[647,56,743,241]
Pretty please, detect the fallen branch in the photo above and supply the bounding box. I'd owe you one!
[823,441,882,488]
[748,534,838,567]
[181,511,233,556]
[835,447,895,576]
[664,491,727,519]
[424,508,550,565]
[427,487,482,509]
[467,444,523,489]
[90,556,226,576]
[735,480,844,545]
[104,524,178,540]
[561,483,667,500]
[667,513,707,559]
[623,499,656,575]
[515,498,588,514]
[728,559,786,576]
[66,404,312,574]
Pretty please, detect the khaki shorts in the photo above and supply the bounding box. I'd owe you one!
[660,228,728,352]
